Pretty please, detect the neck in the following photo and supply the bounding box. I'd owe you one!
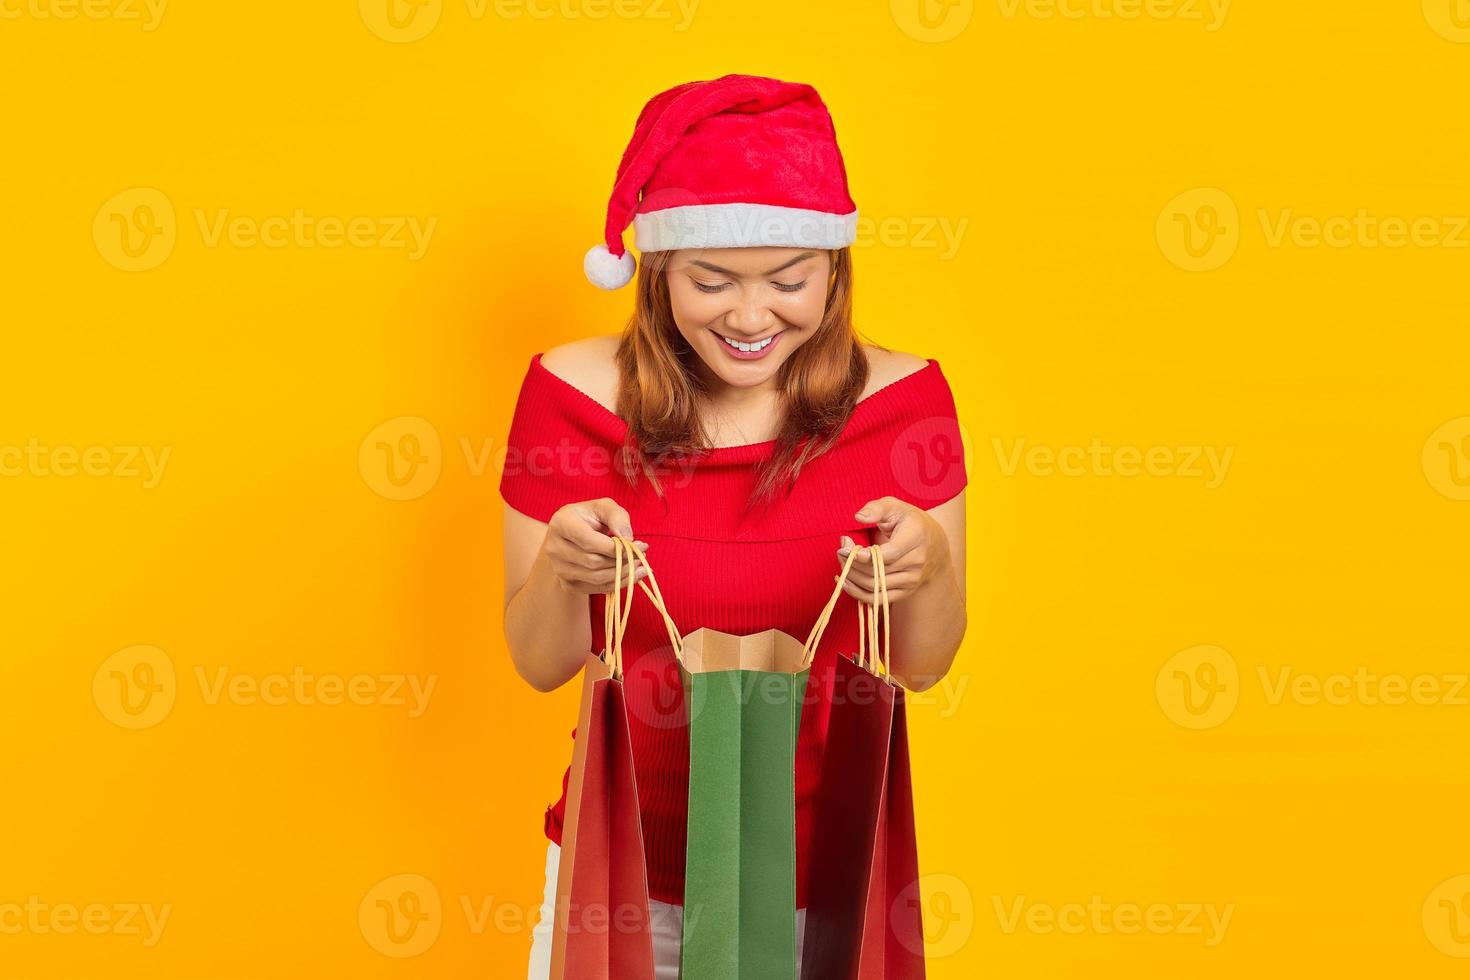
[690,358,784,443]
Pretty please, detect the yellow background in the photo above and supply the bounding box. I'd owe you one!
[3,0,1470,976]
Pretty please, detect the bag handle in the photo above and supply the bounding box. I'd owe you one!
[800,546,866,669]
[608,535,685,663]
[602,537,639,679]
[608,536,885,674]
[855,545,890,677]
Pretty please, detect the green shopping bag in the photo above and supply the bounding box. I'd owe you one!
[621,541,863,980]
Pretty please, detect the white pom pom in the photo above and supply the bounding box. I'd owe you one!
[584,243,636,289]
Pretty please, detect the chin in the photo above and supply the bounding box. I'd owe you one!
[716,364,778,388]
[700,341,788,387]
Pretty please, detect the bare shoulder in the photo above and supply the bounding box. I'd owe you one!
[539,335,620,411]
[858,345,930,402]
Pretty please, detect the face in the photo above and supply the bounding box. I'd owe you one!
[665,247,832,389]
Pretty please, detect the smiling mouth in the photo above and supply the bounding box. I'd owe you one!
[714,330,782,354]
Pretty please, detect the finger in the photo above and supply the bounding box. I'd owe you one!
[559,572,605,595]
[570,563,647,594]
[836,544,886,569]
[566,538,650,573]
[869,538,921,571]
[550,537,616,572]
[563,500,632,559]
[869,569,920,593]
[838,576,873,605]
[849,560,921,587]
[853,496,902,527]
[599,563,648,591]
[862,510,922,562]
[585,497,635,540]
[559,519,618,561]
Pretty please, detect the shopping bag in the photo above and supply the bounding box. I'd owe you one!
[548,537,656,980]
[620,542,865,980]
[801,546,927,979]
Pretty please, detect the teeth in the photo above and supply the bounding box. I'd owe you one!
[721,334,774,353]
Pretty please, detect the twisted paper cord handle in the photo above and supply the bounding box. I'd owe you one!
[855,544,890,677]
[801,546,867,669]
[607,536,886,675]
[608,535,685,663]
[602,537,638,678]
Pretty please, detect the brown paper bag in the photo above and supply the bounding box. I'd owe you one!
[548,538,656,980]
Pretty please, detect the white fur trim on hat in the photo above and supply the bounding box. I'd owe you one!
[583,243,637,289]
[633,204,859,252]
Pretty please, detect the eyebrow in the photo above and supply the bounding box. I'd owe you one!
[690,251,819,277]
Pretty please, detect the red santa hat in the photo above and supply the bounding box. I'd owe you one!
[583,73,859,289]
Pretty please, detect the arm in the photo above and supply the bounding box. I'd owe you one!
[503,498,647,693]
[836,492,967,691]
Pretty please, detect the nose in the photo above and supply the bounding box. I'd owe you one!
[723,292,775,337]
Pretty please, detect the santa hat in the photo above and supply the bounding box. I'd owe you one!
[583,74,859,289]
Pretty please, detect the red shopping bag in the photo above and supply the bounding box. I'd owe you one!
[548,538,656,980]
[801,546,927,979]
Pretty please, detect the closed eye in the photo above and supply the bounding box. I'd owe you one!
[772,280,807,293]
[693,280,730,293]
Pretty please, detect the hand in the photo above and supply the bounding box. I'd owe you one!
[545,498,648,595]
[837,496,949,604]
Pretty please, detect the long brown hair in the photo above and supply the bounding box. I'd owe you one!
[614,247,870,508]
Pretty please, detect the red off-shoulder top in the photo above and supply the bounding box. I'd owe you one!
[499,351,967,906]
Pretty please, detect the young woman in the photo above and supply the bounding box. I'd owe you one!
[501,74,969,979]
